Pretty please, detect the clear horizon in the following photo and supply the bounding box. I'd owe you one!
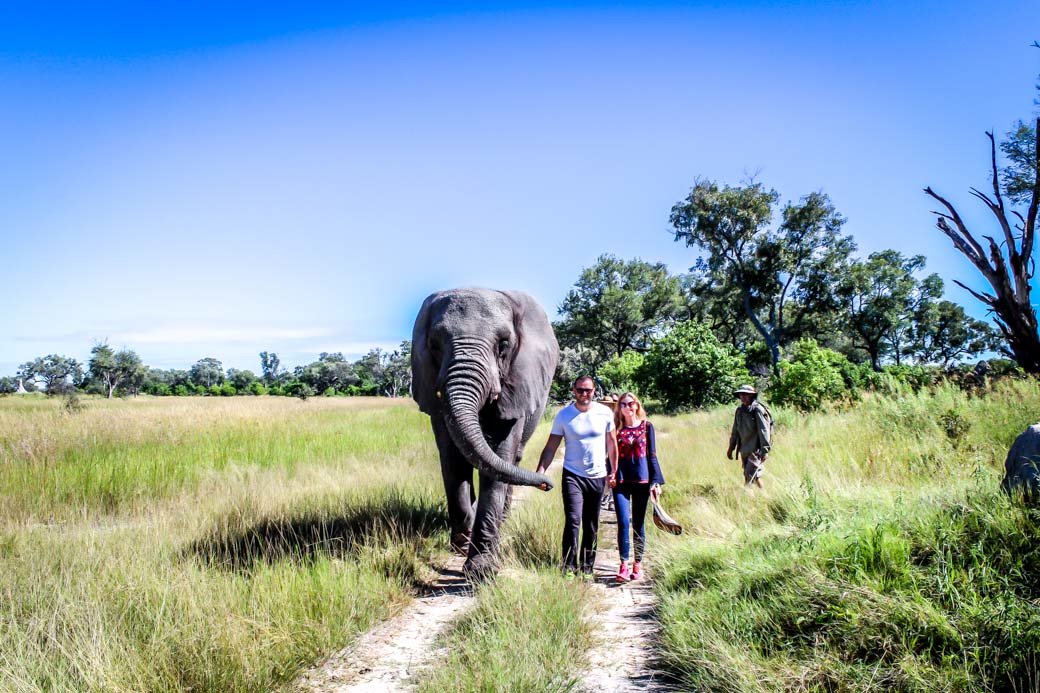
[2,1,1038,375]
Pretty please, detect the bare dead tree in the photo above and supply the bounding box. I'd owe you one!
[924,117,1040,373]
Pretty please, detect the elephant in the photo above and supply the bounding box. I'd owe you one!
[412,288,559,579]
[1001,423,1040,503]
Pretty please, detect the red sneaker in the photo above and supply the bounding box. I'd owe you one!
[616,562,632,583]
[631,561,643,581]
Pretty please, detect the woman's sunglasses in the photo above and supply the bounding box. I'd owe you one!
[619,401,637,408]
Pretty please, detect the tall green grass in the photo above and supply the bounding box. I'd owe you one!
[0,396,446,692]
[651,380,1040,692]
[4,382,1038,691]
[417,571,593,693]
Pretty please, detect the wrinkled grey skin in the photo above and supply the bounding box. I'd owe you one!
[412,288,559,578]
[1001,424,1040,502]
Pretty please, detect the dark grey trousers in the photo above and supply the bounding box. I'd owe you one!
[561,469,607,573]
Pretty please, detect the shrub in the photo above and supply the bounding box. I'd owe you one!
[219,383,237,397]
[173,384,190,397]
[880,364,940,393]
[598,350,645,394]
[637,321,749,410]
[769,339,849,411]
[248,381,267,396]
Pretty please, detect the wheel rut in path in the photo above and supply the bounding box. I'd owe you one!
[579,506,672,693]
[294,487,532,693]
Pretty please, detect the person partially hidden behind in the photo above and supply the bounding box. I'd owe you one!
[611,392,664,583]
[536,375,618,577]
[726,385,772,488]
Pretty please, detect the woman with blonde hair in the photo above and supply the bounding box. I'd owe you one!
[608,392,665,582]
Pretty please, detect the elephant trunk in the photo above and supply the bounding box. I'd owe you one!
[442,360,551,489]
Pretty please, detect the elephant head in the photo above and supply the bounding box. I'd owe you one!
[412,288,558,489]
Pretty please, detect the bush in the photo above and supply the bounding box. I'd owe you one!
[598,350,645,394]
[880,364,940,393]
[769,339,850,411]
[248,381,267,396]
[637,321,749,410]
[284,381,315,400]
[173,384,190,397]
[219,383,237,397]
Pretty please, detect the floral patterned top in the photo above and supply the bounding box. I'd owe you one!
[615,420,665,485]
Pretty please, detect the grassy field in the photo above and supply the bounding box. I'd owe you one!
[0,397,447,691]
[2,383,1038,691]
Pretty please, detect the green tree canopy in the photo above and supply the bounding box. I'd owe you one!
[846,251,942,370]
[189,358,224,388]
[669,181,855,369]
[555,254,681,364]
[913,300,998,367]
[88,343,145,398]
[18,354,83,395]
[637,320,749,410]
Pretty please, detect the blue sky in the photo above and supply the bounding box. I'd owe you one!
[2,1,1038,374]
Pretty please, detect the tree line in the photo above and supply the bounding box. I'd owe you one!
[2,343,412,399]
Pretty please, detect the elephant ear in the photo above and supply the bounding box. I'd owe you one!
[496,290,560,420]
[411,292,442,414]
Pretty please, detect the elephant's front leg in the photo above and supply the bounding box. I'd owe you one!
[432,417,475,555]
[464,420,524,579]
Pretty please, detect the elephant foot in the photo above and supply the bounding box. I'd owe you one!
[450,530,472,557]
[463,552,500,583]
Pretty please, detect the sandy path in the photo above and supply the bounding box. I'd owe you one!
[579,506,671,692]
[295,487,532,693]
[295,488,672,692]
[294,553,471,693]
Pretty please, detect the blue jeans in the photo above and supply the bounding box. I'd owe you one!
[613,482,650,562]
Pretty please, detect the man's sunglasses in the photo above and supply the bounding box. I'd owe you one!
[574,387,595,394]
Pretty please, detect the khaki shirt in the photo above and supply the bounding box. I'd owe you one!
[729,402,771,457]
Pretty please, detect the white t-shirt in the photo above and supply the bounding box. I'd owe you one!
[550,402,615,478]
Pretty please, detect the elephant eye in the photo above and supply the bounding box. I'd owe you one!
[498,339,510,355]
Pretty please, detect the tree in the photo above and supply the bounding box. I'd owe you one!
[380,341,412,397]
[598,350,646,395]
[226,368,258,392]
[297,352,358,394]
[88,343,145,398]
[259,351,282,385]
[555,254,681,364]
[845,251,942,370]
[924,117,1040,373]
[913,300,998,367]
[189,358,224,388]
[18,354,83,395]
[769,339,851,411]
[670,181,855,370]
[551,345,600,400]
[637,320,750,410]
[0,377,17,394]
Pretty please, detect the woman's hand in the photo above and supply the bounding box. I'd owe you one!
[608,475,617,489]
[650,484,661,502]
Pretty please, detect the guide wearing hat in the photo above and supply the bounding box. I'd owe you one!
[726,385,772,488]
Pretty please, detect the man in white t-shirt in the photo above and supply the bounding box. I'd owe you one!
[536,375,618,575]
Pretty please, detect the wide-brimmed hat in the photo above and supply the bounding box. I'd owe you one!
[733,385,757,396]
